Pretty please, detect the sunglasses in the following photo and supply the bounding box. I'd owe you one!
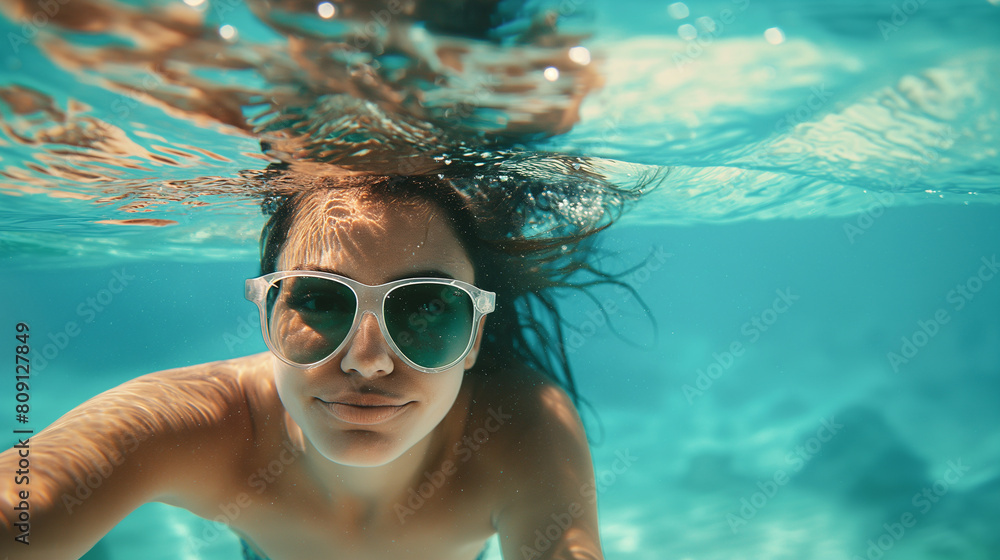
[245,271,496,373]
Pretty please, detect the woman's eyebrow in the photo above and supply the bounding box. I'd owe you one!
[291,264,337,273]
[389,269,457,281]
[291,265,456,282]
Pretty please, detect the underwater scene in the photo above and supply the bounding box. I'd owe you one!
[1,0,999,559]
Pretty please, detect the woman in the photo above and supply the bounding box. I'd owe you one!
[1,169,647,560]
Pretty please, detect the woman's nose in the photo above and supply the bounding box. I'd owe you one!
[339,311,394,378]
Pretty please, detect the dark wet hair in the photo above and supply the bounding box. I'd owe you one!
[255,160,658,424]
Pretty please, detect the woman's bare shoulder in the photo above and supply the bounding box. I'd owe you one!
[463,365,589,475]
[473,366,585,436]
[138,351,277,416]
[465,366,595,527]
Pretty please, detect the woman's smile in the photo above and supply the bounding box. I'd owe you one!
[317,398,413,425]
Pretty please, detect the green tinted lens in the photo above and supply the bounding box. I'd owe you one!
[384,283,474,369]
[266,276,357,365]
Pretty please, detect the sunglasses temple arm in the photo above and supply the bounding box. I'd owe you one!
[246,278,264,303]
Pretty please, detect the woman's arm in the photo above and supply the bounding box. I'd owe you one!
[493,380,605,560]
[0,361,253,559]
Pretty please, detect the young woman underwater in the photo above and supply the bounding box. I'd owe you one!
[0,169,652,560]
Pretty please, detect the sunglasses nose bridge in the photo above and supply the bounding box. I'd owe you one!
[353,282,393,342]
[353,285,384,318]
[353,309,383,337]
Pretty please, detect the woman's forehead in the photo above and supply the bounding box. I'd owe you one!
[276,190,473,282]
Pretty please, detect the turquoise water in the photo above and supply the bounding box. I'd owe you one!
[2,0,1000,559]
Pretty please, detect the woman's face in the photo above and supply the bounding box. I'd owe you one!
[273,191,482,466]
[272,190,483,467]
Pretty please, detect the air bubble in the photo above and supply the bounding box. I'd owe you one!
[764,27,785,45]
[317,2,336,18]
[667,2,689,19]
[568,46,591,65]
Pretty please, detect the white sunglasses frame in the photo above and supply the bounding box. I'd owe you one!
[245,270,496,373]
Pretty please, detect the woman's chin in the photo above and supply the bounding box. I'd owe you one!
[317,431,413,467]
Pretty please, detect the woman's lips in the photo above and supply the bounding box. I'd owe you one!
[319,399,411,425]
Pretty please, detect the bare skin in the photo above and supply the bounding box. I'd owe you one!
[0,192,603,560]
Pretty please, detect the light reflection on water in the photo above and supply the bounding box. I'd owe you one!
[1,0,998,263]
